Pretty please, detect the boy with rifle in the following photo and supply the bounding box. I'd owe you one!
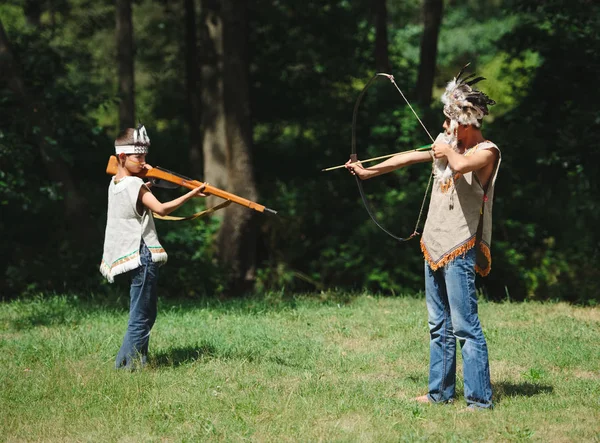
[100,124,207,369]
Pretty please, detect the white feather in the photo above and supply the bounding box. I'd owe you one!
[432,128,458,185]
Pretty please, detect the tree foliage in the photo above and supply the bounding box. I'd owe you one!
[1,0,598,303]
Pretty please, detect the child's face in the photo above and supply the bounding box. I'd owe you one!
[124,154,147,174]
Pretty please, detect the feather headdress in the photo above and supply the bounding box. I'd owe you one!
[441,64,496,128]
[115,124,151,155]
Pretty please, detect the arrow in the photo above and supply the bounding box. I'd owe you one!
[321,144,432,172]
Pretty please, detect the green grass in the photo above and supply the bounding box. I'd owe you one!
[1,292,599,442]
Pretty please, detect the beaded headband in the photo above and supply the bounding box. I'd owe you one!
[114,124,151,155]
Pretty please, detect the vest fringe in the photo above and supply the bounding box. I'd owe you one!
[149,250,168,265]
[421,237,492,277]
[99,251,141,283]
[99,245,167,284]
[421,237,476,271]
[475,242,492,277]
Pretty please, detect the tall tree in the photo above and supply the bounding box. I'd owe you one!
[184,0,203,176]
[416,0,443,105]
[373,0,391,73]
[23,0,42,27]
[116,0,135,129]
[200,0,228,203]
[0,20,86,219]
[219,0,258,293]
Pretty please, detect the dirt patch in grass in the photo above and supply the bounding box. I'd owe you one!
[569,307,600,323]
[317,412,374,437]
[537,303,600,323]
[490,360,529,379]
[571,369,599,379]
[531,414,600,442]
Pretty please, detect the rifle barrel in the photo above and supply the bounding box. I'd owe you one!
[105,156,277,215]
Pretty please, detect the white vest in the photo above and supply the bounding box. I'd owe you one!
[100,176,167,283]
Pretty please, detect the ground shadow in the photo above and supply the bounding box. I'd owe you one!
[2,295,123,331]
[493,381,553,403]
[151,344,220,367]
[3,289,370,331]
[151,342,313,369]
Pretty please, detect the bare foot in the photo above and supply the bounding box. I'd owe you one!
[414,395,430,403]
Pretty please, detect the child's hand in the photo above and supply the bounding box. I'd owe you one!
[143,164,155,188]
[432,142,452,159]
[345,159,370,180]
[191,183,208,197]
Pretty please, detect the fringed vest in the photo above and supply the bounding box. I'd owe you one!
[420,142,501,276]
[100,176,167,283]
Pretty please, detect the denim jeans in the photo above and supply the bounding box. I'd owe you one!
[424,248,493,408]
[115,241,159,369]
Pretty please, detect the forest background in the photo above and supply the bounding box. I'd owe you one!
[1,0,598,304]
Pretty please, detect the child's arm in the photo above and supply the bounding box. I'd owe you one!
[432,142,498,174]
[139,184,207,217]
[345,150,432,180]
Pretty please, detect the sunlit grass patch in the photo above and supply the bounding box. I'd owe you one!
[1,293,599,441]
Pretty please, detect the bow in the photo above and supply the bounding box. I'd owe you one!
[350,73,435,241]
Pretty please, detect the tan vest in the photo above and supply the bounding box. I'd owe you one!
[420,142,500,276]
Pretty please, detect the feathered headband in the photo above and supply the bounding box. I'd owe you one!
[441,64,496,128]
[115,124,151,155]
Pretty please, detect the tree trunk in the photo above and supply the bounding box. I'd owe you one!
[184,0,203,176]
[24,0,42,27]
[373,0,391,73]
[200,0,228,204]
[416,0,443,106]
[0,20,86,219]
[116,0,135,130]
[219,0,258,294]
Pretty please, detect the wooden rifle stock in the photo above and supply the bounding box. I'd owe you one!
[105,156,277,215]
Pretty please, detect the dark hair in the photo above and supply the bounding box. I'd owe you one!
[115,128,136,145]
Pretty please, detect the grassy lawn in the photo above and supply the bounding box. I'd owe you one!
[1,292,599,442]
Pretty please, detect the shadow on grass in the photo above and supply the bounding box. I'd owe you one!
[493,381,553,403]
[151,342,313,369]
[1,294,124,331]
[2,289,377,331]
[152,343,220,367]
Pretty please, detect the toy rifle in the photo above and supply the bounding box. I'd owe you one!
[105,155,277,215]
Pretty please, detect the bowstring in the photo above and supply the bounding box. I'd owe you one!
[355,73,436,240]
[388,74,436,236]
[386,75,435,144]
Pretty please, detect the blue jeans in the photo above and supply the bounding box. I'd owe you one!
[424,248,493,408]
[115,241,159,369]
